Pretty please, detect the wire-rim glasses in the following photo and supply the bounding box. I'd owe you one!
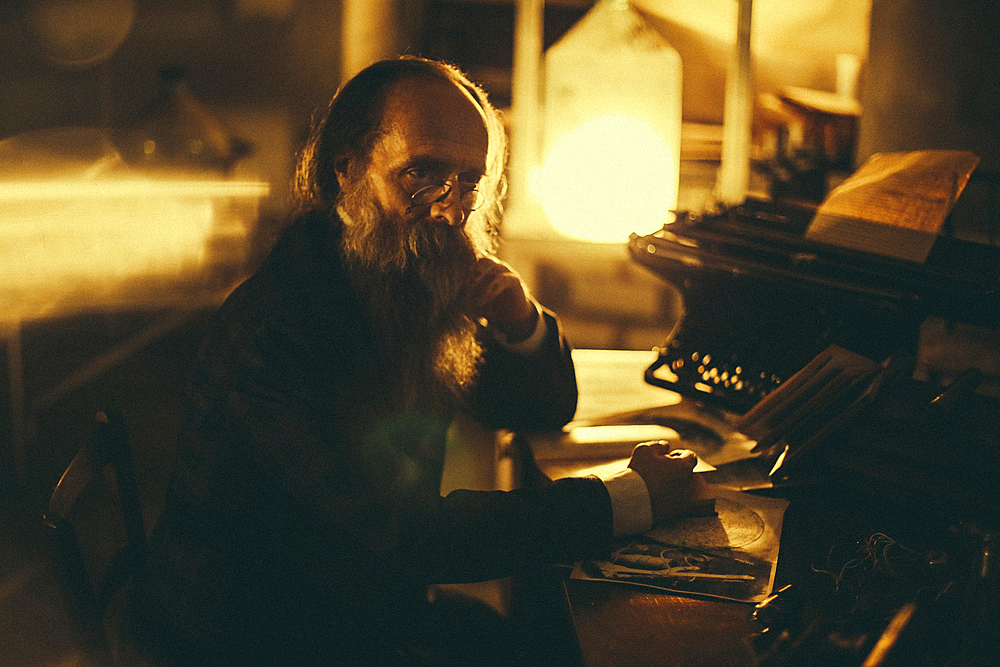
[405,180,483,214]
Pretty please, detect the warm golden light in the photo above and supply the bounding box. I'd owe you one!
[527,0,682,243]
[531,114,677,243]
[0,177,268,318]
[0,179,269,201]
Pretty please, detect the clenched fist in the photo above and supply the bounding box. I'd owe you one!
[628,441,715,524]
[466,255,539,343]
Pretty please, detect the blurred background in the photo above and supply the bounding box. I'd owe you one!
[0,2,999,661]
[0,0,997,480]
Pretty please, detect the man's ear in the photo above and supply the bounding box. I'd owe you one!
[334,158,351,190]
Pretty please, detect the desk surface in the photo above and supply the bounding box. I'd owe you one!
[542,349,987,667]
[564,578,757,667]
[548,349,759,666]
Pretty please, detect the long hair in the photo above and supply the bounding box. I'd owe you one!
[294,56,508,236]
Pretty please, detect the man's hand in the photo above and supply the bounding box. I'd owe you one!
[628,442,714,524]
[467,255,539,343]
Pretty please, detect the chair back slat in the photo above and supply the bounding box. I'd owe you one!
[101,411,147,557]
[44,513,103,628]
[47,448,97,520]
[43,410,149,663]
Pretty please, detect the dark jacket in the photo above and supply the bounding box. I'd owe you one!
[131,212,613,665]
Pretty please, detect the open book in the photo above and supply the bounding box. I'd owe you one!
[804,150,980,262]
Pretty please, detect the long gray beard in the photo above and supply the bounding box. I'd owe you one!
[337,179,485,413]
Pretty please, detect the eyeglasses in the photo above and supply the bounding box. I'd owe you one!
[405,180,483,214]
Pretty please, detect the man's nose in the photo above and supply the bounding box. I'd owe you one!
[429,184,466,227]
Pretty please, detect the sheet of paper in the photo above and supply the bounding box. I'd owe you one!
[532,400,757,467]
[572,488,788,603]
[571,348,680,422]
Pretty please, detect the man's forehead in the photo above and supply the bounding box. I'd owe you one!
[378,77,490,163]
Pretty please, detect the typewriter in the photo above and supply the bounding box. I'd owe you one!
[629,197,1000,414]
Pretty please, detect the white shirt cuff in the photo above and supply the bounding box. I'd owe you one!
[495,303,547,355]
[599,468,653,537]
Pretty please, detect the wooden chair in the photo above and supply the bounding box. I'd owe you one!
[43,410,152,666]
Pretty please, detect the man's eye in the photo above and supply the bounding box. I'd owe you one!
[404,168,436,186]
[457,172,483,188]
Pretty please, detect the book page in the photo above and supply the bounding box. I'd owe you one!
[806,150,979,262]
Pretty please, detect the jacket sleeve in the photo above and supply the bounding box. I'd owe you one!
[466,307,579,431]
[172,284,605,587]
[402,475,614,583]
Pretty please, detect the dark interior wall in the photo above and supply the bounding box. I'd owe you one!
[419,0,589,109]
[0,0,350,248]
[858,0,1000,172]
[0,0,342,159]
[3,0,998,222]
[855,0,1000,243]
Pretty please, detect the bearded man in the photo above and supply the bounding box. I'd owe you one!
[130,57,709,666]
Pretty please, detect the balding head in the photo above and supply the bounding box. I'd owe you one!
[295,57,506,234]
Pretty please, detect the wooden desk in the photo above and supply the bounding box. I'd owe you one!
[540,349,760,666]
[538,350,998,667]
[436,347,986,664]
[539,456,763,666]
[434,348,996,665]
[564,578,757,667]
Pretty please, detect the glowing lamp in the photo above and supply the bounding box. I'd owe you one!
[537,0,682,244]
[531,114,676,244]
